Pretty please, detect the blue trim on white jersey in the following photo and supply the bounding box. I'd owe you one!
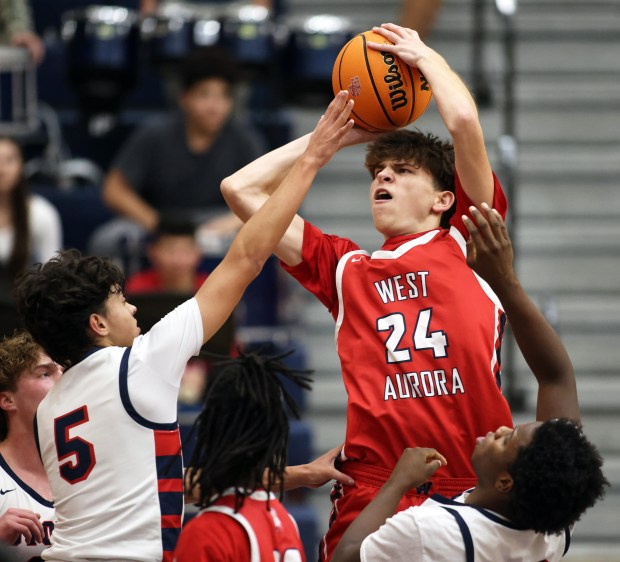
[563,527,571,556]
[119,347,178,431]
[432,493,529,530]
[0,453,54,508]
[442,507,474,562]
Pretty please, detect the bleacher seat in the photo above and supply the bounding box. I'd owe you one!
[30,184,114,253]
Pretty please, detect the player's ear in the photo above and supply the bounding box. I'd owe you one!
[432,190,455,214]
[495,471,514,494]
[88,313,108,337]
[0,391,16,412]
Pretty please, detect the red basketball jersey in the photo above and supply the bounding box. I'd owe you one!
[174,490,306,562]
[283,173,513,480]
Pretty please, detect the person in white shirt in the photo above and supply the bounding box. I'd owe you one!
[332,205,608,562]
[13,92,357,562]
[0,332,62,561]
[0,137,62,296]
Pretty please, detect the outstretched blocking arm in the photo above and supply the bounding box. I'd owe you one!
[221,120,378,266]
[332,448,446,562]
[463,205,579,423]
[220,133,311,265]
[196,92,355,344]
[367,23,494,206]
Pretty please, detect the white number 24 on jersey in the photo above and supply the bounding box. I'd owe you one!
[376,308,448,363]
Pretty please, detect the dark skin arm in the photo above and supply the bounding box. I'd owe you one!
[331,448,446,562]
[463,204,579,423]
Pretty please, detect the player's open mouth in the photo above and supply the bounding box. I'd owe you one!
[374,189,392,201]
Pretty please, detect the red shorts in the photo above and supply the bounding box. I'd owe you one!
[318,460,477,562]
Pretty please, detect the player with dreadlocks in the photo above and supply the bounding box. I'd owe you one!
[174,351,313,561]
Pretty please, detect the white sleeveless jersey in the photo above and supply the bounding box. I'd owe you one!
[35,299,203,562]
[0,454,55,561]
[361,490,571,562]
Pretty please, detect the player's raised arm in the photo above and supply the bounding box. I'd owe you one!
[222,115,377,267]
[196,92,355,343]
[331,447,446,562]
[367,23,494,206]
[463,204,579,423]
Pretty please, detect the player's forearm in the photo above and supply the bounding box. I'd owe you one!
[221,134,312,223]
[332,480,405,562]
[226,153,319,267]
[416,51,479,137]
[497,281,575,391]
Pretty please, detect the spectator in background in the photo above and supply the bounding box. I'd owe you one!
[125,215,207,294]
[400,0,442,41]
[0,331,61,561]
[139,0,273,16]
[124,216,212,409]
[0,0,44,64]
[0,137,62,297]
[93,46,265,270]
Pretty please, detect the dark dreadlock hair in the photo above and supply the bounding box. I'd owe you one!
[187,350,312,512]
[508,418,609,534]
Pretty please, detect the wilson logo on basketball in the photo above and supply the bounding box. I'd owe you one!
[380,51,408,111]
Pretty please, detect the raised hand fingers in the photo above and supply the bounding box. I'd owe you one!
[324,90,352,120]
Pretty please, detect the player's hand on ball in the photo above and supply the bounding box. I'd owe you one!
[367,23,434,69]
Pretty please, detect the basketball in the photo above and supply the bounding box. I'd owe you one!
[332,30,432,131]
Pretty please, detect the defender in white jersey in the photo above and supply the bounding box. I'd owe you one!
[332,206,608,562]
[14,91,358,562]
[0,332,62,561]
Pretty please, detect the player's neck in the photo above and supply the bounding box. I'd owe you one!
[464,486,512,519]
[0,426,46,477]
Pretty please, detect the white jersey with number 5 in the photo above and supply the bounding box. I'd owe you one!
[35,299,203,562]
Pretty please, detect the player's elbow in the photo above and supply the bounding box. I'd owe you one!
[445,104,480,137]
[221,176,254,222]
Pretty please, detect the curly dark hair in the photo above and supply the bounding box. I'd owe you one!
[364,129,456,227]
[508,418,609,534]
[12,249,124,369]
[187,350,312,511]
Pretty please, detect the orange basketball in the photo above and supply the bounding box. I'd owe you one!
[332,30,432,131]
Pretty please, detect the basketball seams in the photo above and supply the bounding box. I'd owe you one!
[361,33,396,129]
[404,64,416,124]
[335,37,376,129]
[332,29,432,132]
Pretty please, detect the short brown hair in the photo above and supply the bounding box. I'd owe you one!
[365,129,456,227]
[0,331,41,440]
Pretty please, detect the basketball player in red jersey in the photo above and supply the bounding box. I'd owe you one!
[222,23,513,561]
[175,352,311,562]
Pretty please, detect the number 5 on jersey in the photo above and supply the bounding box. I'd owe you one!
[54,406,97,484]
